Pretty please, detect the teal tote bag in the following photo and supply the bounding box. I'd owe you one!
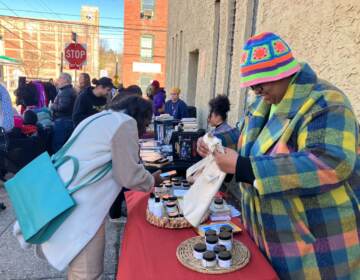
[5,113,112,244]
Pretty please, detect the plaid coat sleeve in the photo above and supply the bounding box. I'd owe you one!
[251,103,358,196]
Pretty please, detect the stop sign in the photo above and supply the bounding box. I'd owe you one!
[64,43,87,70]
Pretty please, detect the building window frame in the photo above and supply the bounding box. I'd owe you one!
[140,0,156,19]
[140,34,154,62]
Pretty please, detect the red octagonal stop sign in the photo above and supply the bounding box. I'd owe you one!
[64,43,87,70]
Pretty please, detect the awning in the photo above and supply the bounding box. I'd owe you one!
[0,55,22,65]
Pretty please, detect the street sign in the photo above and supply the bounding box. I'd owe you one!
[64,43,87,70]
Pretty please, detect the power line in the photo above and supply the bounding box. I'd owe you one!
[37,0,64,20]
[0,0,19,16]
[0,7,124,21]
[0,14,167,32]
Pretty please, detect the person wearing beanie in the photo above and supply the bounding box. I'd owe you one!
[148,80,165,116]
[72,77,114,127]
[198,32,360,279]
[164,87,188,120]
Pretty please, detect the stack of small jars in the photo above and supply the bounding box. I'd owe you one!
[193,226,233,269]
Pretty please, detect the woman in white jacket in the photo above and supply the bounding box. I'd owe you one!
[39,95,160,279]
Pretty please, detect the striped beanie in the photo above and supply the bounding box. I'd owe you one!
[240,32,300,88]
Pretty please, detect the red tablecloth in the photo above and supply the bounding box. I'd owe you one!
[117,192,278,280]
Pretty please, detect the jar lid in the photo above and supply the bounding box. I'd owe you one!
[219,231,232,240]
[171,178,180,183]
[155,197,160,203]
[214,197,224,205]
[181,179,188,184]
[220,225,233,233]
[150,193,155,199]
[182,183,190,188]
[165,183,172,188]
[218,251,232,261]
[205,229,217,237]
[203,251,216,261]
[213,244,226,254]
[163,180,171,184]
[206,235,218,244]
[193,243,206,252]
[169,196,177,201]
[173,182,181,186]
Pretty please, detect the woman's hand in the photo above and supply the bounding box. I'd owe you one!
[197,137,210,158]
[152,170,163,186]
[213,147,238,174]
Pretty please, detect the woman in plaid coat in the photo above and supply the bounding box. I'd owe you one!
[199,32,360,279]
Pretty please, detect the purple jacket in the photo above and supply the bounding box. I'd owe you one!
[152,89,166,116]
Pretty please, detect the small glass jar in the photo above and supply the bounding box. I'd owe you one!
[205,235,218,251]
[205,229,217,238]
[218,231,232,250]
[166,197,179,217]
[220,225,233,234]
[213,244,226,260]
[193,243,207,260]
[218,251,232,268]
[152,197,163,218]
[214,197,224,209]
[182,181,191,189]
[155,183,165,196]
[202,251,217,268]
[173,181,182,188]
[165,183,173,196]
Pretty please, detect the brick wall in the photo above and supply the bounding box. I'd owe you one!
[122,0,167,92]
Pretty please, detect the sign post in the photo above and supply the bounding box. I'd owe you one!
[64,43,87,84]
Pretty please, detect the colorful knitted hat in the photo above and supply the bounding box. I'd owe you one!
[240,32,300,88]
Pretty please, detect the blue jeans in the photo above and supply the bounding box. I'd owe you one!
[52,117,74,153]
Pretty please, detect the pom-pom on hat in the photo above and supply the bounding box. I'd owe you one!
[240,32,300,88]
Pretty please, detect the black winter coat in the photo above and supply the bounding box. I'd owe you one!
[51,84,76,119]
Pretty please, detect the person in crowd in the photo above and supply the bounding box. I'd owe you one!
[0,84,14,132]
[33,81,46,109]
[51,73,76,152]
[78,73,91,94]
[148,80,165,116]
[72,77,112,128]
[108,84,143,221]
[15,82,39,114]
[164,87,188,120]
[197,32,360,279]
[27,95,161,279]
[43,81,58,106]
[207,95,233,135]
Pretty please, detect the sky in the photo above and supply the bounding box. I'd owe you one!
[0,0,124,52]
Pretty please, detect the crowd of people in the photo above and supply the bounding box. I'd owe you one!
[1,31,359,280]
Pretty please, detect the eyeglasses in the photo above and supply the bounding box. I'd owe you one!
[250,85,264,94]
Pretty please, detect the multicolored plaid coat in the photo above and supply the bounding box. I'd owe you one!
[231,64,360,279]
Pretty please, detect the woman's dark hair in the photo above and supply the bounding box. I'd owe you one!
[117,85,143,99]
[109,95,153,137]
[23,110,38,125]
[92,77,114,89]
[80,73,91,90]
[15,82,39,107]
[209,95,230,121]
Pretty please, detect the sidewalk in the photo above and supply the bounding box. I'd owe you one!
[0,184,125,280]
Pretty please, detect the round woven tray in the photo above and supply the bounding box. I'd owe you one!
[146,208,208,229]
[176,236,250,274]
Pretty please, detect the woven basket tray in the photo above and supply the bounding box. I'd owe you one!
[176,236,250,274]
[146,208,209,229]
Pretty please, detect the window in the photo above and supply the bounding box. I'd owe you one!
[139,75,152,95]
[140,0,155,19]
[140,35,153,61]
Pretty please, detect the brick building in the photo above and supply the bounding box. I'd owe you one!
[167,0,360,127]
[122,0,167,93]
[0,6,100,93]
